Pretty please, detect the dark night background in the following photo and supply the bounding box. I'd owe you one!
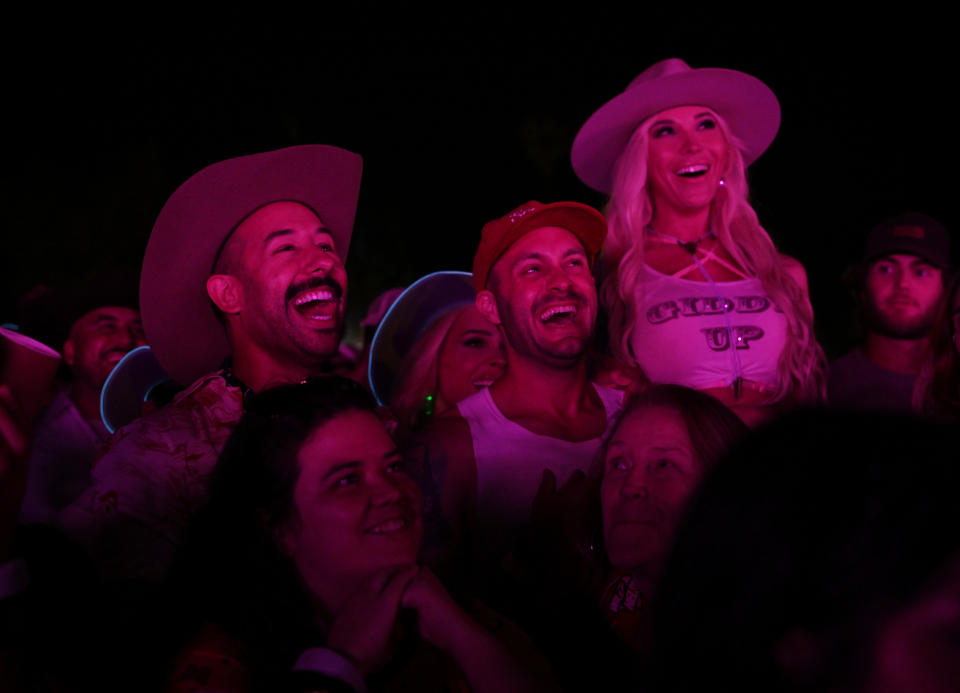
[2,10,955,358]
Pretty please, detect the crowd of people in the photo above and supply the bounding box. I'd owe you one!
[1,57,958,691]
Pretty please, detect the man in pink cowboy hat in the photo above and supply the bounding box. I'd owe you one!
[59,145,363,582]
[415,200,623,574]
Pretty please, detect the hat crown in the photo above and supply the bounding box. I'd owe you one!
[626,58,693,91]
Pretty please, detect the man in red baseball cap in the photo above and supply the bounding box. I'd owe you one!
[59,145,363,583]
[416,200,622,575]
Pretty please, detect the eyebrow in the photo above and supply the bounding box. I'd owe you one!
[512,246,586,266]
[513,251,547,265]
[650,111,714,128]
[263,228,295,247]
[460,329,493,337]
[320,449,402,481]
[262,226,334,248]
[606,441,686,453]
[322,460,360,480]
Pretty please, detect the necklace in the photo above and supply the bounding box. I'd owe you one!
[646,227,714,256]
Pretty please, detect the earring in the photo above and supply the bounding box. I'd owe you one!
[719,178,726,187]
[423,392,436,419]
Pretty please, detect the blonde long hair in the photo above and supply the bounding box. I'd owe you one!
[601,115,826,403]
[390,307,466,432]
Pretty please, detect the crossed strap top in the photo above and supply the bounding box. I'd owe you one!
[629,264,788,390]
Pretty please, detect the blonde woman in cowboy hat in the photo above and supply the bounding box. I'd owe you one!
[572,58,825,426]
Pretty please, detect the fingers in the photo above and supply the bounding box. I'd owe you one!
[537,469,557,496]
[370,563,419,597]
[562,469,586,488]
[554,469,587,502]
[399,566,446,608]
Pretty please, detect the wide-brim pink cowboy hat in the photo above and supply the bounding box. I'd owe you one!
[571,58,781,194]
[140,145,363,386]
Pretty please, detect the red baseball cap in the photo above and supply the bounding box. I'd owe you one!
[472,200,607,292]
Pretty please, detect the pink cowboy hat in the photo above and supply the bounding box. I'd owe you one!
[571,58,781,193]
[140,145,363,386]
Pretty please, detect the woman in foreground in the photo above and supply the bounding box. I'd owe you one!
[165,377,548,692]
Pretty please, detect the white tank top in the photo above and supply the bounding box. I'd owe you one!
[629,265,788,389]
[456,384,623,530]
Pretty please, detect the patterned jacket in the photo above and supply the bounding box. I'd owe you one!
[59,371,243,582]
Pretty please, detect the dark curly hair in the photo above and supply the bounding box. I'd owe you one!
[164,376,381,689]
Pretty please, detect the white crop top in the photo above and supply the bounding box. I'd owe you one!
[629,265,788,389]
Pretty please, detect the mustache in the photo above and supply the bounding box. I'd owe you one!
[285,276,344,303]
[534,289,588,312]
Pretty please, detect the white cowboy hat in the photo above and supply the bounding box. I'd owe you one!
[571,58,780,193]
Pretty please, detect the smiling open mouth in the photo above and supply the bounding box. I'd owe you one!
[292,289,338,321]
[675,164,709,178]
[365,517,409,535]
[539,304,578,325]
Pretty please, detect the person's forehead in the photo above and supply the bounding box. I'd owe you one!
[450,305,497,334]
[616,405,687,440]
[501,225,587,261]
[235,200,330,242]
[872,253,938,268]
[74,305,141,329]
[296,410,393,476]
[648,105,719,123]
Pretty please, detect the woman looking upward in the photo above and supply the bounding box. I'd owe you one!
[572,58,825,425]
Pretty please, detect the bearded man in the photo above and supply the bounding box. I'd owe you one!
[60,145,362,582]
[415,201,623,563]
[829,213,953,412]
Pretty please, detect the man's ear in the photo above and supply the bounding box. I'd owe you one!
[476,290,501,325]
[206,274,244,316]
[62,338,76,369]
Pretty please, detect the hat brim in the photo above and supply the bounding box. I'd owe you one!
[368,271,475,406]
[140,145,363,386]
[572,67,780,193]
[100,346,172,433]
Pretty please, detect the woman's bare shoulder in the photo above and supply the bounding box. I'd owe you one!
[778,253,809,292]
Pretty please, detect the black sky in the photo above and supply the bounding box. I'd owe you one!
[3,10,955,355]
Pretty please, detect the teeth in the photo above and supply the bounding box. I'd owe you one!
[539,304,576,321]
[293,289,335,306]
[368,518,406,534]
[676,164,709,176]
[473,380,494,388]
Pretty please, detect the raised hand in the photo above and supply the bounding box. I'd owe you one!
[400,566,471,651]
[325,564,419,675]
